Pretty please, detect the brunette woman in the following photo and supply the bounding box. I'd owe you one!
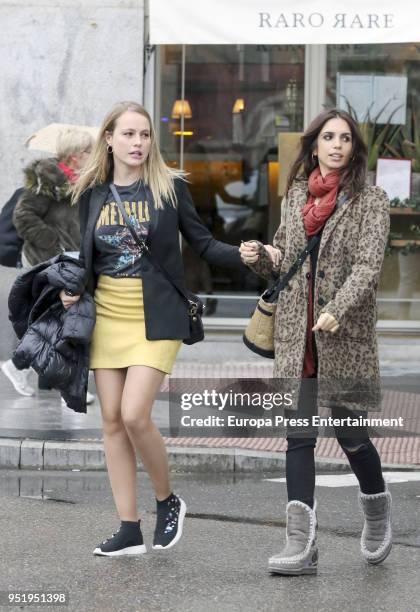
[240,108,391,575]
[66,101,244,556]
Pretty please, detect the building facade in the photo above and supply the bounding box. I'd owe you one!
[1,2,419,340]
[144,33,420,329]
[0,0,145,359]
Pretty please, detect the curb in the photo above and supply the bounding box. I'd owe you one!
[0,438,418,473]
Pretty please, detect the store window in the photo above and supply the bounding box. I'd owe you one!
[327,44,420,321]
[158,45,305,317]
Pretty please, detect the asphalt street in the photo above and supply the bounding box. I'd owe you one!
[0,470,419,612]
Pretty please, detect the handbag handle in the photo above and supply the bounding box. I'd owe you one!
[109,183,198,314]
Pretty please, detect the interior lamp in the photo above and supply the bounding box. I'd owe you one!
[171,99,192,119]
[232,98,245,114]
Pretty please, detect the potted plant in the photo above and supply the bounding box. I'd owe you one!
[344,98,420,257]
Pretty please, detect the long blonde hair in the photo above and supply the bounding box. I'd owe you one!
[72,101,185,208]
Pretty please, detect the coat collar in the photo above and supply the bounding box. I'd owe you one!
[81,184,107,274]
[288,180,307,253]
[24,158,70,201]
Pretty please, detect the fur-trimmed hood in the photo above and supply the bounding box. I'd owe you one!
[23,158,70,201]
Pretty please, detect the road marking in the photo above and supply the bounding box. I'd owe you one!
[265,472,420,487]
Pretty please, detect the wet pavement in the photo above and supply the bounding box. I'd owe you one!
[1,330,419,608]
[0,333,420,465]
[0,469,419,611]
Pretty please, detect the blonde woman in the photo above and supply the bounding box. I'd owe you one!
[68,101,244,556]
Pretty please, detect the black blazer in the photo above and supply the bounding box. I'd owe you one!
[78,178,245,340]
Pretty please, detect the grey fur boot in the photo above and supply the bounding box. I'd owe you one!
[268,500,318,575]
[359,487,392,564]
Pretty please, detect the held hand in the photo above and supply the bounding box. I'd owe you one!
[239,241,260,265]
[59,289,81,310]
[264,244,281,267]
[312,312,339,333]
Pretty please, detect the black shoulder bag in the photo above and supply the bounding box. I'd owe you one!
[110,183,204,345]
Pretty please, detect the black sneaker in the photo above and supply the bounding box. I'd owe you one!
[152,493,187,550]
[93,520,147,557]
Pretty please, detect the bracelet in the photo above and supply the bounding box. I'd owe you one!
[64,289,76,297]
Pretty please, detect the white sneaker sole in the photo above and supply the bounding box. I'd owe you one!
[61,394,95,408]
[152,498,187,550]
[93,544,147,557]
[1,362,35,397]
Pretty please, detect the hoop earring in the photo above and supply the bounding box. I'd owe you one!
[107,144,113,154]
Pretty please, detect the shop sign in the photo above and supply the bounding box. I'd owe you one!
[149,0,420,45]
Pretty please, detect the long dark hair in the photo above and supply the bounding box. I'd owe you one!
[287,108,367,197]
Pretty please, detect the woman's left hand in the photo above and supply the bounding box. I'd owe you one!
[312,312,339,333]
[239,241,260,264]
[59,289,81,310]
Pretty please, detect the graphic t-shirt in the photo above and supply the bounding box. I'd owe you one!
[93,181,151,278]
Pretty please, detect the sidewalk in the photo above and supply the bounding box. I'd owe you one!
[1,333,419,471]
[2,471,419,611]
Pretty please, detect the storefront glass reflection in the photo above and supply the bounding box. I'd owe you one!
[159,43,420,322]
[159,45,305,317]
[327,44,420,321]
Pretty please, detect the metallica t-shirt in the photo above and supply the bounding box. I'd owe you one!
[93,181,152,278]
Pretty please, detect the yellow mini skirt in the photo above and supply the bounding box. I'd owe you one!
[89,274,182,373]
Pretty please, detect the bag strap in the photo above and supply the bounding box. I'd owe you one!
[263,233,321,302]
[109,183,198,313]
[263,192,347,302]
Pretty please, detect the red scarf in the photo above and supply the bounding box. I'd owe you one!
[302,167,340,236]
[57,161,78,184]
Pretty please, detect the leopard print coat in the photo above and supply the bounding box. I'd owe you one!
[248,178,390,411]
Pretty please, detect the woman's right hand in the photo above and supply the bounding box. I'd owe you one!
[59,289,81,310]
[240,241,260,265]
[264,245,281,267]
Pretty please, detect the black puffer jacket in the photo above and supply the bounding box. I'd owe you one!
[13,159,80,265]
[8,255,96,413]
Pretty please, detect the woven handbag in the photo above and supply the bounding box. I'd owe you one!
[243,234,321,358]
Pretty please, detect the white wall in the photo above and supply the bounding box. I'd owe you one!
[0,0,145,206]
[0,0,144,359]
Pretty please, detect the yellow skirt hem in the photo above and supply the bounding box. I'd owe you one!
[89,359,175,374]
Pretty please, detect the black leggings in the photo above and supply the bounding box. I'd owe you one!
[285,392,385,508]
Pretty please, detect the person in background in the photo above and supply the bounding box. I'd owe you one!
[0,188,30,394]
[2,129,95,403]
[0,187,24,269]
